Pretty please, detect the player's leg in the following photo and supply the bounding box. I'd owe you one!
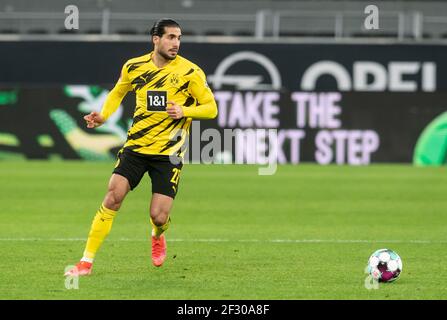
[150,192,174,237]
[64,174,131,276]
[82,173,130,261]
[148,160,182,267]
[149,193,173,267]
[65,150,146,276]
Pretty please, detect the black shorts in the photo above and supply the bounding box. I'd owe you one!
[113,149,183,199]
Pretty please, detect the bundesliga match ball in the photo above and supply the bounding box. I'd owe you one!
[366,248,403,282]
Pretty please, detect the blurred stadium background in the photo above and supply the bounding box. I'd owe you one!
[1,0,446,300]
[1,0,446,164]
[2,0,447,39]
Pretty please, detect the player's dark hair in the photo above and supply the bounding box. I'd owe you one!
[150,18,181,38]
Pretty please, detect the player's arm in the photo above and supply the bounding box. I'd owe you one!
[166,68,217,120]
[84,63,132,128]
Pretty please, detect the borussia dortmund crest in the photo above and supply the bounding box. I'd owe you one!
[170,73,180,86]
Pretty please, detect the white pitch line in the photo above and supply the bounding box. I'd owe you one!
[0,238,445,244]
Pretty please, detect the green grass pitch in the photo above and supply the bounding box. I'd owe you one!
[0,161,446,299]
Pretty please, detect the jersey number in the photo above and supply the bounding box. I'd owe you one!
[170,168,181,185]
[147,91,167,112]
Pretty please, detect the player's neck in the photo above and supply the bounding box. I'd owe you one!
[152,52,172,69]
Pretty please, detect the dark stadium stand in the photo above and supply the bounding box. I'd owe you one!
[0,0,447,40]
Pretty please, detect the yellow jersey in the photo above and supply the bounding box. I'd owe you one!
[100,52,217,157]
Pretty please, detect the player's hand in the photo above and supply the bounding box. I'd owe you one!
[166,101,184,120]
[83,111,105,128]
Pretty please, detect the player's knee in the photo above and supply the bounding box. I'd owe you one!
[150,207,170,226]
[104,188,125,210]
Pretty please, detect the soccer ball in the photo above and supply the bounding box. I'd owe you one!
[366,248,402,282]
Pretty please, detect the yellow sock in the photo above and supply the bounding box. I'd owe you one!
[150,217,171,238]
[83,204,117,260]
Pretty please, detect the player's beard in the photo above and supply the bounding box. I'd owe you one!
[159,49,177,61]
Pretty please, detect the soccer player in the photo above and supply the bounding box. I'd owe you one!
[65,18,217,276]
